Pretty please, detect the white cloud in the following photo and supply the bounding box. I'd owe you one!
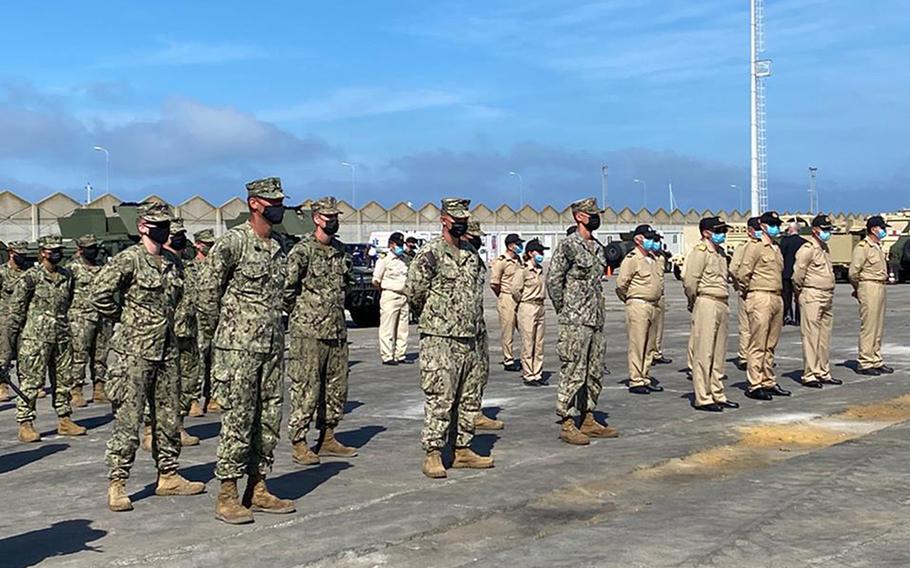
[260,87,468,123]
[93,39,268,68]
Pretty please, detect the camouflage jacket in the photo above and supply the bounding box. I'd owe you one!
[5,264,73,346]
[284,233,353,340]
[474,252,487,336]
[197,222,288,354]
[546,232,607,328]
[66,257,106,321]
[405,236,482,339]
[91,244,181,362]
[0,263,27,320]
[162,250,197,339]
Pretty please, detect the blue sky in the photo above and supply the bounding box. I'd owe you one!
[1,0,907,213]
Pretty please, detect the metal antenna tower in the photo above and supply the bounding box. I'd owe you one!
[750,0,772,215]
[808,166,818,213]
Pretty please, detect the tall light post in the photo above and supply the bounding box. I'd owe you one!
[808,166,818,213]
[601,165,608,208]
[732,184,742,211]
[92,145,109,198]
[509,171,523,210]
[633,178,648,211]
[340,161,360,242]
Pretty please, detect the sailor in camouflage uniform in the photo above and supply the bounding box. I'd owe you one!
[189,228,217,414]
[284,196,358,466]
[405,198,494,479]
[93,202,204,512]
[198,177,295,525]
[2,235,85,442]
[67,234,114,407]
[546,198,619,446]
[0,241,30,403]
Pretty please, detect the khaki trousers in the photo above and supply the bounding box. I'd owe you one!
[857,281,886,370]
[690,297,729,406]
[649,294,666,361]
[737,296,749,361]
[625,300,658,387]
[517,302,545,380]
[497,294,518,364]
[799,288,834,382]
[745,291,783,391]
[379,290,410,363]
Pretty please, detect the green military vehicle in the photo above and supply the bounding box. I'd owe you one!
[888,235,910,282]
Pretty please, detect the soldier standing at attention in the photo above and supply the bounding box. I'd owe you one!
[512,238,548,386]
[372,231,411,366]
[67,234,113,407]
[729,227,754,372]
[616,224,666,395]
[0,241,30,403]
[198,177,295,524]
[93,202,204,512]
[2,235,85,442]
[490,233,524,371]
[284,196,358,466]
[849,215,893,376]
[189,229,218,414]
[406,198,493,479]
[792,214,841,388]
[547,197,618,445]
[734,212,790,401]
[649,244,673,366]
[684,217,739,412]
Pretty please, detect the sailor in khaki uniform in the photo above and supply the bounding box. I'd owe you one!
[616,224,665,395]
[792,214,842,387]
[684,217,740,412]
[649,244,672,366]
[490,233,524,371]
[733,212,790,401]
[849,215,893,376]
[372,232,411,365]
[729,235,753,372]
[512,238,548,385]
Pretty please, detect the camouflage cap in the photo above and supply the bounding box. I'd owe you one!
[466,220,486,237]
[38,235,64,249]
[137,201,174,223]
[169,218,186,235]
[570,197,604,215]
[441,197,471,218]
[312,196,342,215]
[6,240,29,254]
[76,234,99,248]
[246,176,285,200]
[194,228,215,244]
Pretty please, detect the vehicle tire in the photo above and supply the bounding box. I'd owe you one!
[833,266,849,283]
[604,242,626,266]
[349,306,380,327]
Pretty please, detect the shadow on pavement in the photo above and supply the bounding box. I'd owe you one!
[270,461,352,500]
[482,406,502,420]
[344,400,364,414]
[0,443,68,475]
[0,402,14,412]
[0,519,106,568]
[78,414,114,431]
[336,425,386,449]
[472,433,500,456]
[187,421,221,441]
[838,359,860,372]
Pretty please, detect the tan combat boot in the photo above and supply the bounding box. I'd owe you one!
[453,447,494,469]
[215,480,254,525]
[188,400,204,418]
[580,413,620,439]
[180,428,200,447]
[205,399,221,413]
[559,418,590,446]
[71,386,87,408]
[58,416,87,436]
[155,471,205,496]
[140,425,153,452]
[18,421,41,443]
[242,473,296,514]
[474,413,505,431]
[318,428,357,457]
[0,382,11,402]
[422,450,446,479]
[108,479,133,512]
[92,382,108,403]
[36,387,47,399]
[292,440,320,466]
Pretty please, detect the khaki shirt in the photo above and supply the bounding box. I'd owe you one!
[683,241,729,304]
[511,261,546,304]
[372,251,409,293]
[792,237,834,293]
[733,239,783,294]
[490,254,522,295]
[849,237,887,286]
[616,248,663,303]
[729,241,750,294]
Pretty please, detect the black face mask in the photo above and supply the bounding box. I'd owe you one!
[82,246,100,262]
[323,217,340,235]
[468,236,482,249]
[584,214,601,232]
[47,250,63,264]
[263,205,285,225]
[147,224,170,245]
[449,220,468,238]
[12,255,29,269]
[169,233,188,251]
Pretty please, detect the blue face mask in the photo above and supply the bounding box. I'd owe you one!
[753,230,764,240]
[876,228,887,239]
[766,225,781,238]
[642,238,654,251]
[514,244,524,255]
[818,231,831,242]
[534,254,544,265]
[711,232,726,245]
[651,241,663,252]
[393,245,404,255]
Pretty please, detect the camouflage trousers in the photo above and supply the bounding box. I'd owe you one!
[464,331,490,412]
[555,324,604,418]
[70,316,113,387]
[105,351,181,480]
[419,334,480,452]
[16,338,74,423]
[213,347,283,481]
[287,336,348,444]
[177,336,200,415]
[197,334,214,404]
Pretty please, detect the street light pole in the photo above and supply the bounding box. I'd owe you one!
[93,146,109,198]
[509,171,523,210]
[732,184,741,211]
[601,165,608,208]
[340,161,360,242]
[808,166,818,213]
[633,178,648,210]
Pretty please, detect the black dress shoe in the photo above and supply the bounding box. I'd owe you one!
[856,367,881,376]
[646,384,664,393]
[719,400,740,409]
[382,360,399,366]
[802,380,823,389]
[653,356,673,365]
[629,386,651,395]
[398,359,414,365]
[876,365,895,374]
[768,385,792,396]
[503,362,520,372]
[745,389,773,401]
[734,360,747,371]
[523,379,542,387]
[820,377,843,385]
[694,403,723,412]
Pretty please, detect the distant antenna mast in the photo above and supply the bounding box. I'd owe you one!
[85,182,93,205]
[808,166,818,213]
[750,0,772,215]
